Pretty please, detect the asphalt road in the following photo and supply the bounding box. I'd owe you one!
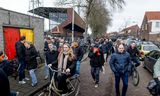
[79,57,153,96]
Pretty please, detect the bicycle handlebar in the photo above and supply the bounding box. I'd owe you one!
[48,65,66,74]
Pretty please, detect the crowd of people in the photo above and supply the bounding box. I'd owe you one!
[0,36,160,96]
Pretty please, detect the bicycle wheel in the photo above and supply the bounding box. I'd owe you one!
[132,69,140,86]
[75,78,80,96]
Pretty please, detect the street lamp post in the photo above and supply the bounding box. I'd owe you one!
[71,0,75,42]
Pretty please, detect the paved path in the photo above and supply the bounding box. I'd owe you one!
[10,64,49,96]
[79,57,152,96]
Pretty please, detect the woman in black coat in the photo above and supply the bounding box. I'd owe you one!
[24,42,38,87]
[57,43,76,95]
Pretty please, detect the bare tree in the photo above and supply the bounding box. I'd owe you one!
[54,0,125,38]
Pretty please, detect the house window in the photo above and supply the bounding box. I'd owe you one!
[155,22,160,28]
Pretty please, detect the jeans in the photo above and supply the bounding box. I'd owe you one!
[44,62,49,77]
[103,53,107,62]
[76,61,81,75]
[29,69,37,84]
[18,59,26,81]
[10,91,18,96]
[114,72,129,96]
[91,67,100,84]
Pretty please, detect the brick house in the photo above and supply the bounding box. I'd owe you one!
[140,11,160,42]
[121,25,140,38]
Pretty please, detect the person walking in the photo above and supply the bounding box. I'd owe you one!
[45,42,59,80]
[44,37,52,80]
[88,44,105,88]
[109,43,132,96]
[15,36,28,84]
[71,41,83,76]
[24,42,38,87]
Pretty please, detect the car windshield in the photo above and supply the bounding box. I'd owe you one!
[143,45,159,51]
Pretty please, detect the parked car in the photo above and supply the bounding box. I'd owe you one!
[139,44,160,60]
[143,50,160,73]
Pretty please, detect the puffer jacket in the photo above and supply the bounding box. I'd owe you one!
[153,57,160,78]
[109,51,132,74]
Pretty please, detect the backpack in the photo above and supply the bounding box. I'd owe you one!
[147,79,160,96]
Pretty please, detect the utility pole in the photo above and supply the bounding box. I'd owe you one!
[29,0,43,16]
[71,0,75,42]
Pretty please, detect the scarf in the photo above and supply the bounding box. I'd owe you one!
[58,52,69,72]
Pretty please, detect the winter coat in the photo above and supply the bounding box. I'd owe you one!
[25,45,38,70]
[109,51,132,74]
[153,57,160,78]
[58,54,76,75]
[101,42,112,54]
[72,46,83,61]
[66,59,76,75]
[88,48,104,67]
[0,68,10,96]
[46,50,59,68]
[0,60,13,76]
[127,46,140,59]
[15,41,26,60]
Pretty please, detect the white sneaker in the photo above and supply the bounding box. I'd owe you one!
[19,80,26,84]
[95,84,99,88]
[23,77,30,81]
[62,93,68,96]
[16,92,19,96]
[44,76,48,80]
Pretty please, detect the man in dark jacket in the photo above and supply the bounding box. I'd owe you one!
[46,42,59,80]
[88,45,104,88]
[127,42,141,67]
[15,36,27,84]
[109,44,132,96]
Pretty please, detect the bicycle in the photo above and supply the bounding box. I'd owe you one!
[38,65,80,96]
[131,61,140,86]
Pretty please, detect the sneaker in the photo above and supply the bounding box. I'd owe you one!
[62,93,68,96]
[95,84,99,88]
[19,80,26,84]
[16,92,19,96]
[44,76,48,80]
[31,83,37,87]
[23,77,30,81]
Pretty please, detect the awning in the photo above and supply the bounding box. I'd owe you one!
[28,7,67,19]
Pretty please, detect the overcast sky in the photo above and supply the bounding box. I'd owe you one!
[0,0,160,32]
